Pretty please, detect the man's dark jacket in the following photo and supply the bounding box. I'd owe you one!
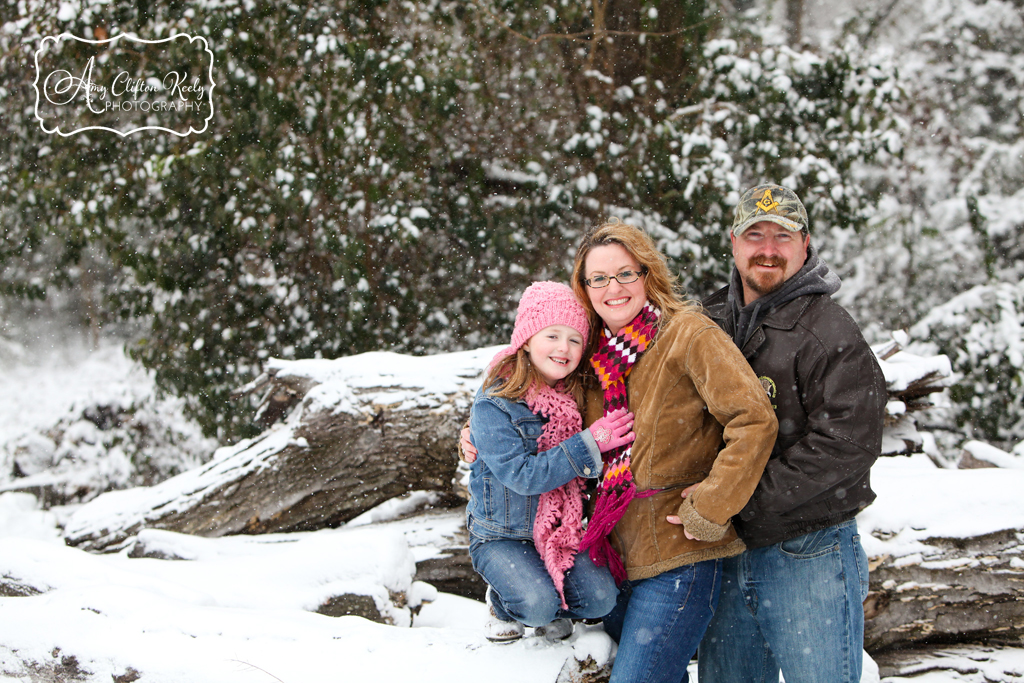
[703,272,886,549]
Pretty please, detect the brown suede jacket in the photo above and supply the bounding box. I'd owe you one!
[584,307,778,581]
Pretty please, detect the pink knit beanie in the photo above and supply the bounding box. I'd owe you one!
[490,281,590,368]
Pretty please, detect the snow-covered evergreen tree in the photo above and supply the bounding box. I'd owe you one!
[0,0,906,439]
[825,0,1024,447]
[910,280,1024,447]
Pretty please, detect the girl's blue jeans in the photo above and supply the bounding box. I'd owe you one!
[603,558,722,683]
[697,519,870,683]
[470,538,618,627]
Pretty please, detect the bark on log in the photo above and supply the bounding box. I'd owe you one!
[865,528,1024,652]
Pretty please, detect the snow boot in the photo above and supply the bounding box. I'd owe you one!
[485,589,524,644]
[535,618,573,641]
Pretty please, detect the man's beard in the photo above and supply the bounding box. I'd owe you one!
[741,255,788,297]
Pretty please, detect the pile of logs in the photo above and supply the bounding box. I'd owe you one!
[58,340,1024,673]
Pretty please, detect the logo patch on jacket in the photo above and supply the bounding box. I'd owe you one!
[759,375,778,409]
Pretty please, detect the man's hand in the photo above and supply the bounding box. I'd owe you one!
[459,426,478,464]
[666,483,702,540]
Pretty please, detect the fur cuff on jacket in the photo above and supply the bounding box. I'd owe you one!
[676,496,730,542]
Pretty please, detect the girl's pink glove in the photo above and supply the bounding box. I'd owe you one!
[589,408,636,453]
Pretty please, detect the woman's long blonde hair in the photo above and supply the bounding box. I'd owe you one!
[571,219,697,335]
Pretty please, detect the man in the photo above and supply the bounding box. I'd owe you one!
[693,183,886,683]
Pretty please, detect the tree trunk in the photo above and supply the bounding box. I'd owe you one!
[786,0,804,43]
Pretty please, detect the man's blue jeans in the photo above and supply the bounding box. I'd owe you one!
[470,539,618,627]
[697,519,870,683]
[603,559,722,683]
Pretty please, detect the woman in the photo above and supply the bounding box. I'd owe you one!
[570,220,777,683]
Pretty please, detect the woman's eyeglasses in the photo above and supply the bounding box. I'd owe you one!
[584,269,646,288]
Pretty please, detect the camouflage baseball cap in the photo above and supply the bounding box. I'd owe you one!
[731,183,809,236]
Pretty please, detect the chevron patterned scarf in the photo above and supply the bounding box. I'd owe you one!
[578,301,661,583]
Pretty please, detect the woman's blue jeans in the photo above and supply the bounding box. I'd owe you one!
[470,538,618,627]
[603,559,722,683]
[697,519,870,683]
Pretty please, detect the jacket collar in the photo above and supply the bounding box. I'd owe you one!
[704,287,815,358]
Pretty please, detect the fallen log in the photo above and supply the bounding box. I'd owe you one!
[63,349,495,552]
[63,339,949,556]
[860,455,1024,658]
[871,644,1024,681]
[864,527,1024,652]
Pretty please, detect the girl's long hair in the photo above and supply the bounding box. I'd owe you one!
[483,347,587,410]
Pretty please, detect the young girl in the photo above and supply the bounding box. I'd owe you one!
[466,281,635,643]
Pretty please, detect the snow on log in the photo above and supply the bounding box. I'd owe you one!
[873,334,952,457]
[958,441,1024,469]
[63,348,498,552]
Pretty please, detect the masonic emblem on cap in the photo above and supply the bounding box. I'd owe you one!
[755,189,780,214]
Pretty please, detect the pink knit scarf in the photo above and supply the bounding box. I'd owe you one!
[527,382,585,610]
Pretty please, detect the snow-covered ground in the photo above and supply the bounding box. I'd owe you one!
[0,495,613,683]
[1,339,1023,682]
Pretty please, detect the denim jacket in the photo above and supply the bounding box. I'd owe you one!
[466,386,602,542]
